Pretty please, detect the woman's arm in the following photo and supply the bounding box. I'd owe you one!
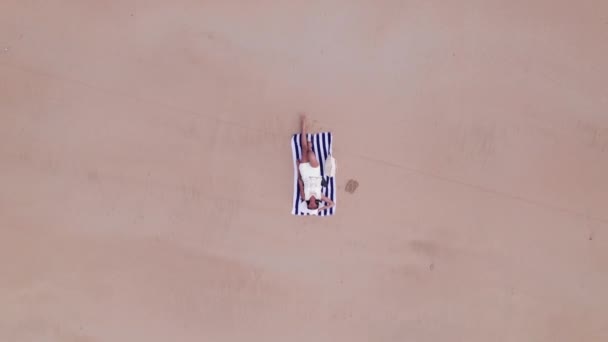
[298,178,305,200]
[318,195,335,211]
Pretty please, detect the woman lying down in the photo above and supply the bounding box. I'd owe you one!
[297,115,335,214]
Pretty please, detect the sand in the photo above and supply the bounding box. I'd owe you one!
[1,1,607,341]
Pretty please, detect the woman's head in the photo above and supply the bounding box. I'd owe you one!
[307,196,319,209]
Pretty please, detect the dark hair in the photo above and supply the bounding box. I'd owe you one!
[306,199,322,206]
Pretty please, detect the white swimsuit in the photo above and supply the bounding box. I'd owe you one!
[299,163,323,200]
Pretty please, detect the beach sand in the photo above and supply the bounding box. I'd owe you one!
[1,1,607,341]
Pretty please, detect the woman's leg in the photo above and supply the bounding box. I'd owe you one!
[300,114,319,167]
[307,149,319,168]
[299,115,309,164]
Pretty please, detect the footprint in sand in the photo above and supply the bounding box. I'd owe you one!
[345,179,359,194]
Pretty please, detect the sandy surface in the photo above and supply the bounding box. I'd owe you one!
[1,1,607,341]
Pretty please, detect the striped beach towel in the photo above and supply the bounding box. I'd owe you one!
[291,132,336,216]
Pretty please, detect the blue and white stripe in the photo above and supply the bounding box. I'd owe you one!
[291,132,336,216]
